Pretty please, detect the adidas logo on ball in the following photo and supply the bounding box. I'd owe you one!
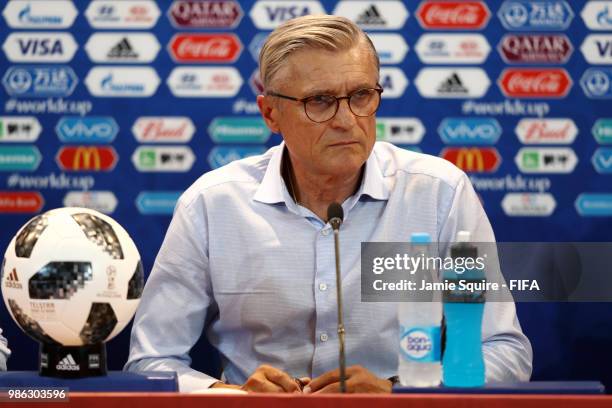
[56,354,80,371]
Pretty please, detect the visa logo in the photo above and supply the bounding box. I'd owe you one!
[18,39,63,55]
[596,41,612,57]
[439,118,501,145]
[265,6,311,21]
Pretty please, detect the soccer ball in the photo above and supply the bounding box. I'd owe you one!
[1,207,144,347]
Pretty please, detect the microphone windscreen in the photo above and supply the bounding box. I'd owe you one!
[327,202,344,222]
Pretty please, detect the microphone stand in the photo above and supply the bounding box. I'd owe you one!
[330,217,346,393]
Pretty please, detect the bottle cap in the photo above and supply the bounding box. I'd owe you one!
[456,231,471,243]
[410,232,431,244]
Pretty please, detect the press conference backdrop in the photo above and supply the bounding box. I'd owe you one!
[1,0,611,388]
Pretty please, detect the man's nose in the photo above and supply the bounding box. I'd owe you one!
[330,98,356,128]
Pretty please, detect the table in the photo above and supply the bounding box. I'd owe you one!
[5,392,611,408]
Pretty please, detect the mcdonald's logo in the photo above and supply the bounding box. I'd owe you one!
[440,147,501,173]
[56,146,118,171]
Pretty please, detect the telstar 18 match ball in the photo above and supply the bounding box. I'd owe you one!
[1,207,144,347]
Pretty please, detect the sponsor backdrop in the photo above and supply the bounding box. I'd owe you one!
[1,0,612,388]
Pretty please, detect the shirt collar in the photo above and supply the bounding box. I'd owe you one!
[253,142,390,206]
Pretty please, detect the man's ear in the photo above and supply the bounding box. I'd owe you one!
[257,94,281,134]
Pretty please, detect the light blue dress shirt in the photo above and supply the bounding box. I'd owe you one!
[125,142,532,392]
[0,328,9,371]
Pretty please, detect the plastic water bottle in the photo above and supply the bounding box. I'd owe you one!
[442,231,486,387]
[398,232,442,387]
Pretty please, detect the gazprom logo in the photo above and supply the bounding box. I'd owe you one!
[3,1,78,28]
[56,117,118,144]
[438,118,501,145]
[136,191,181,215]
[207,146,266,169]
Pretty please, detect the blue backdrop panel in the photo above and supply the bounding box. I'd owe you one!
[0,0,611,390]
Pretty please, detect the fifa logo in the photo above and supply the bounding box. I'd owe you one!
[106,265,116,291]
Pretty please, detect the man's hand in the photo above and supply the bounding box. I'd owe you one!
[239,364,308,393]
[304,365,392,394]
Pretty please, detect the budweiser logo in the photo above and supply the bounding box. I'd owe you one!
[169,34,242,62]
[141,121,187,139]
[515,118,577,144]
[525,122,571,141]
[132,117,195,143]
[499,69,572,98]
[417,1,490,29]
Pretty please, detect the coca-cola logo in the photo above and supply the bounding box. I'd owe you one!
[499,68,572,98]
[168,0,243,28]
[417,1,490,29]
[499,34,573,64]
[169,34,242,62]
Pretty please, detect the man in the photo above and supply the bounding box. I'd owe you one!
[126,15,532,393]
[0,328,9,371]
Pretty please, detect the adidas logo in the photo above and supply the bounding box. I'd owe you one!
[356,5,386,26]
[56,354,80,371]
[437,73,468,94]
[4,268,22,289]
[107,38,138,59]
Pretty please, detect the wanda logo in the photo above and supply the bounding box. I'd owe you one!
[499,69,572,98]
[417,1,490,29]
[169,34,242,63]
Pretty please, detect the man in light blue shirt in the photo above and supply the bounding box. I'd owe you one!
[0,328,9,371]
[126,15,532,392]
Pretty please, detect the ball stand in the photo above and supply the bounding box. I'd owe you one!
[39,342,107,378]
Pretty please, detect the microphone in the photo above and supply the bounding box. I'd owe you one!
[327,203,346,393]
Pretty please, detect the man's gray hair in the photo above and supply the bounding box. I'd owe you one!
[259,14,380,91]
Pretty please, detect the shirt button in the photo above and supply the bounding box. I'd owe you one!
[321,228,330,236]
[319,283,327,291]
[320,333,329,342]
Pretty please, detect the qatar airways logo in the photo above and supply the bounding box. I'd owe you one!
[515,118,577,144]
[499,68,572,98]
[498,34,573,64]
[169,34,242,63]
[416,1,490,29]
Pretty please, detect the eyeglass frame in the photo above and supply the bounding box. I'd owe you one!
[265,86,384,123]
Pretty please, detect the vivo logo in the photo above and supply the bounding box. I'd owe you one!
[438,118,501,145]
[56,117,118,144]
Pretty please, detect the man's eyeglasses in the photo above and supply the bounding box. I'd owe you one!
[266,87,383,123]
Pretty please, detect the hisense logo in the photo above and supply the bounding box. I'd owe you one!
[56,354,80,371]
